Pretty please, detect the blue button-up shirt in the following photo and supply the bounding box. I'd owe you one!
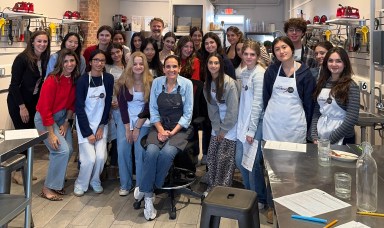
[149,75,193,129]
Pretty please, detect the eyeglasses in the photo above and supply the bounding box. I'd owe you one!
[92,58,106,64]
[287,28,303,33]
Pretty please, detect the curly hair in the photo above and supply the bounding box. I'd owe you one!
[284,18,307,34]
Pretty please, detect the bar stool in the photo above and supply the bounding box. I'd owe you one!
[200,186,260,228]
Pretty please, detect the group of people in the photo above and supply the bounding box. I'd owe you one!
[6,17,360,223]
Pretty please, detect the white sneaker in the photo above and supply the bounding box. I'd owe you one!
[134,187,144,201]
[119,188,129,196]
[144,197,157,221]
[74,186,84,197]
[92,185,104,194]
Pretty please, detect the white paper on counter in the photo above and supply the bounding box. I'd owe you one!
[5,129,39,140]
[264,140,306,153]
[273,188,351,217]
[335,221,370,228]
[241,140,258,172]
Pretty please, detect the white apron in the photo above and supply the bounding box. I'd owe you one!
[210,89,237,141]
[237,70,254,143]
[317,88,346,145]
[127,87,150,130]
[76,74,108,143]
[263,63,307,143]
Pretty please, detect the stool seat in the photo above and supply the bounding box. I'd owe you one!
[200,186,260,228]
[0,154,27,194]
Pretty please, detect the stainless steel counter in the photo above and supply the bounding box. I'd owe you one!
[263,143,384,227]
[0,132,47,227]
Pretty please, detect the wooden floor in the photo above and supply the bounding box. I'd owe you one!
[7,143,273,228]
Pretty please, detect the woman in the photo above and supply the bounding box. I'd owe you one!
[46,32,86,77]
[159,32,176,63]
[130,32,145,53]
[235,40,267,209]
[310,41,333,80]
[74,50,114,196]
[203,53,239,192]
[112,30,131,62]
[311,47,360,145]
[83,25,113,66]
[137,55,193,221]
[116,51,153,196]
[200,32,236,81]
[34,49,79,201]
[225,26,243,68]
[263,36,316,143]
[7,30,50,184]
[141,38,163,77]
[175,36,200,80]
[105,43,127,181]
[190,27,203,52]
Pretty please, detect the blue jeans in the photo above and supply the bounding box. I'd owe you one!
[112,109,150,190]
[34,110,73,190]
[235,119,267,204]
[140,141,180,193]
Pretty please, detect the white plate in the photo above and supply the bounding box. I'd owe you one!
[331,150,359,162]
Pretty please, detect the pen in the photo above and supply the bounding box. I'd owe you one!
[357,212,384,217]
[324,219,338,228]
[291,214,327,224]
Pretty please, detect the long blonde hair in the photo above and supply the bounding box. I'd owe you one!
[115,52,153,102]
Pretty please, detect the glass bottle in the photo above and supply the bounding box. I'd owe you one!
[356,142,378,212]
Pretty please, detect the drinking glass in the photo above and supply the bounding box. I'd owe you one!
[335,172,352,199]
[318,138,331,166]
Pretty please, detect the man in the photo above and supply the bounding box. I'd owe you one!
[149,17,164,50]
[284,18,316,68]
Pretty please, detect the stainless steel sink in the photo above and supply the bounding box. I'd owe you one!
[358,112,384,126]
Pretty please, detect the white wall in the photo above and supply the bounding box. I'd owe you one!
[100,0,120,27]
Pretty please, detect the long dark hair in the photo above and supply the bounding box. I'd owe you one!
[140,37,163,76]
[130,32,145,52]
[50,48,80,84]
[205,53,225,104]
[313,47,353,104]
[200,32,224,81]
[106,42,127,66]
[87,49,107,73]
[60,32,82,58]
[175,36,196,79]
[23,30,51,71]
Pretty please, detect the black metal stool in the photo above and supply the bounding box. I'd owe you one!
[200,186,260,228]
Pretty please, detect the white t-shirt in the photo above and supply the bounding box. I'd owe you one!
[294,48,302,61]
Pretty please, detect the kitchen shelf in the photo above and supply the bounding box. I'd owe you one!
[62,19,92,24]
[326,18,366,26]
[1,8,45,19]
[307,24,329,29]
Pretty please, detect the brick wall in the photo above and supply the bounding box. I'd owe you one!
[79,0,99,49]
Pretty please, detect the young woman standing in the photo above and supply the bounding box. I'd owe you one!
[175,36,200,80]
[130,32,145,53]
[203,53,239,192]
[311,47,359,144]
[226,26,243,68]
[190,27,203,52]
[34,49,79,200]
[116,51,153,196]
[83,25,113,66]
[112,30,131,62]
[159,32,176,64]
[74,50,114,196]
[141,38,163,77]
[310,41,333,80]
[263,36,316,143]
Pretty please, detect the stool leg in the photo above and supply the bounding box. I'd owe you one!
[200,207,211,228]
[210,216,220,228]
[0,171,12,194]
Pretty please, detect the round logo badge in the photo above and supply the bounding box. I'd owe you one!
[287,87,294,93]
[99,93,105,98]
[326,97,332,104]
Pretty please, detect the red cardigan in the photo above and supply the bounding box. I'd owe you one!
[36,75,76,126]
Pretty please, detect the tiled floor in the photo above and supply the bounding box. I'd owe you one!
[7,143,273,228]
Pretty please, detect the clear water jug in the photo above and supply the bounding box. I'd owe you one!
[356,142,377,212]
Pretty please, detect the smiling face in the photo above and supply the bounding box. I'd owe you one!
[133,36,142,50]
[205,37,218,54]
[226,31,239,46]
[32,34,49,56]
[286,27,303,44]
[242,47,258,68]
[207,56,220,78]
[143,43,155,62]
[65,35,79,52]
[62,55,77,76]
[315,46,328,66]
[163,57,180,80]
[110,48,123,64]
[132,56,145,77]
[273,40,294,62]
[181,41,194,59]
[163,36,176,51]
[192,31,202,47]
[98,30,112,45]
[113,33,125,45]
[150,20,163,39]
[90,53,106,73]
[327,52,344,78]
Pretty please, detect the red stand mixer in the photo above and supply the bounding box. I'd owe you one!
[337,4,360,19]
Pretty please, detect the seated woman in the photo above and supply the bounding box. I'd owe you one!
[311,47,360,145]
[34,49,79,201]
[137,55,193,221]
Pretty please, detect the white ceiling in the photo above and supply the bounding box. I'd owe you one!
[210,0,281,5]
